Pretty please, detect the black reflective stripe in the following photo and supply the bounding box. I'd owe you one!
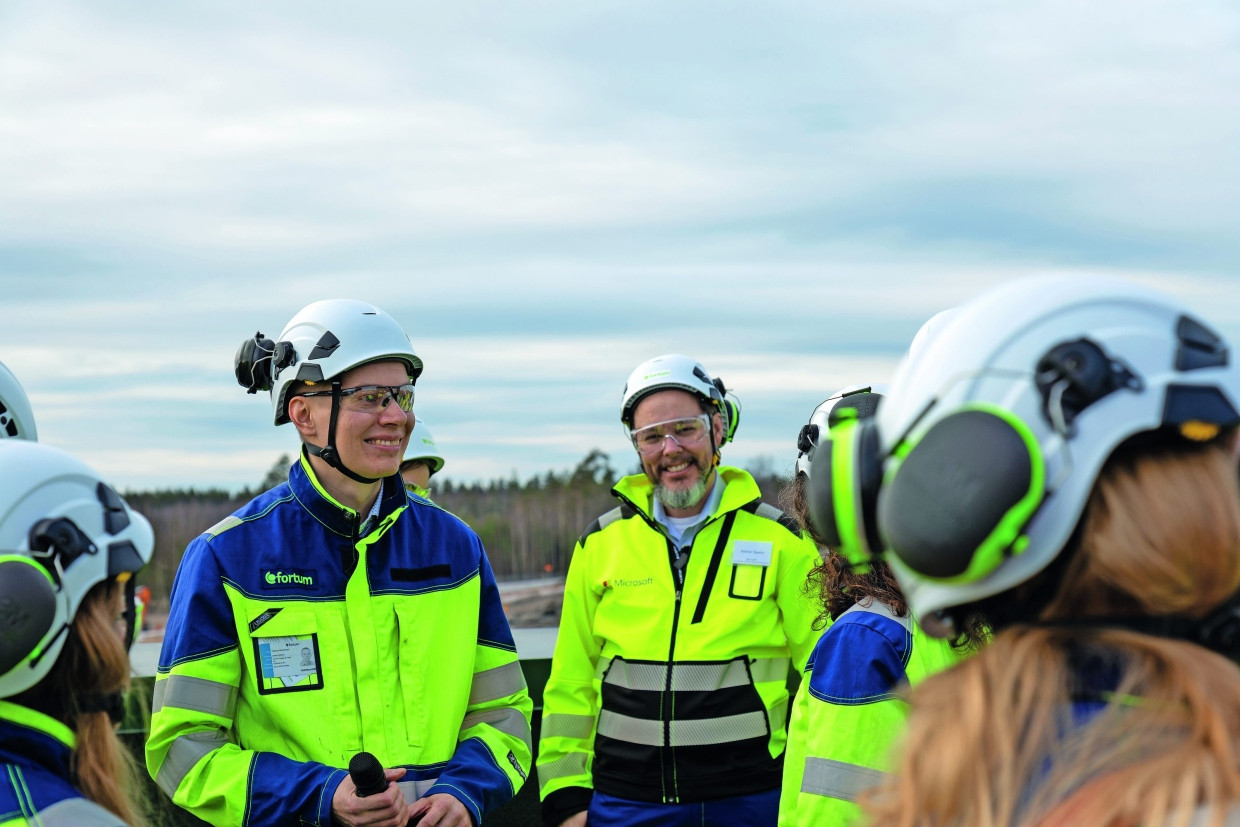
[691,510,738,624]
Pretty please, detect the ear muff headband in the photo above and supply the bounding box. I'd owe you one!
[0,555,58,677]
[879,403,1045,584]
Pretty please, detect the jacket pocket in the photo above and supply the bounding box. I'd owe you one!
[728,564,768,600]
[247,607,325,695]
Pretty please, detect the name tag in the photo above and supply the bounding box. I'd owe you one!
[732,540,773,567]
[258,635,319,687]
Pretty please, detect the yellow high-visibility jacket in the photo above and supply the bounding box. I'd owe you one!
[779,599,962,827]
[538,467,822,825]
[146,455,532,827]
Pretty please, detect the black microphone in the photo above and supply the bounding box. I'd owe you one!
[349,751,389,797]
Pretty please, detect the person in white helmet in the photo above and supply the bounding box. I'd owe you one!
[804,277,1240,825]
[537,354,822,827]
[779,385,970,827]
[147,300,532,827]
[400,419,445,501]
[0,359,37,441]
[0,441,154,826]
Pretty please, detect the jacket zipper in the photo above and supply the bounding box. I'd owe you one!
[613,491,728,804]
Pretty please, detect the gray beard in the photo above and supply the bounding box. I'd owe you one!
[654,468,712,511]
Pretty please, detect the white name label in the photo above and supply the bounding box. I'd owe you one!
[732,540,773,567]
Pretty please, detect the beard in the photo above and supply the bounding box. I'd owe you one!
[654,464,713,511]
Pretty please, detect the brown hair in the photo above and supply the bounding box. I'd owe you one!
[781,474,908,627]
[863,436,1240,827]
[16,581,147,826]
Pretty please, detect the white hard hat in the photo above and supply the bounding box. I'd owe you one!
[0,361,37,441]
[0,441,154,697]
[620,354,740,443]
[235,299,423,426]
[402,419,444,474]
[872,276,1240,633]
[795,384,886,478]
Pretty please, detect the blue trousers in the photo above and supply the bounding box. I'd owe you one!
[586,788,780,827]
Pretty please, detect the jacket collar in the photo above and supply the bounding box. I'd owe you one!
[0,700,74,774]
[612,465,761,522]
[288,450,407,538]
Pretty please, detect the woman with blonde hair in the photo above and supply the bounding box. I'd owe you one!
[0,440,154,826]
[802,275,1240,826]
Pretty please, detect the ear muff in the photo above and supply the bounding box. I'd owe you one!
[827,392,881,428]
[805,418,885,567]
[0,555,58,677]
[235,331,296,395]
[878,405,1045,583]
[722,397,741,442]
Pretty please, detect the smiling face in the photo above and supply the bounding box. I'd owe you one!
[631,388,723,517]
[288,359,413,509]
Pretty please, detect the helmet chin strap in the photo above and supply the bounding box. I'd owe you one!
[303,381,384,485]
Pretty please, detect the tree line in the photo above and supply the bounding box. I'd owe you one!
[126,450,789,613]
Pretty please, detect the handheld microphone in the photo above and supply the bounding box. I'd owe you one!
[349,751,389,797]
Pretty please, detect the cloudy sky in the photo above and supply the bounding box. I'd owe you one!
[2,0,1238,492]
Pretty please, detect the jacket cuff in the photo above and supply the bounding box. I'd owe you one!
[542,786,592,827]
[315,768,349,827]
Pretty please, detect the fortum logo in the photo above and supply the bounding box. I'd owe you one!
[263,570,315,587]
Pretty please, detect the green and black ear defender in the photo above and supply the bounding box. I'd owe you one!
[808,338,1133,583]
[803,389,886,568]
[877,404,1046,583]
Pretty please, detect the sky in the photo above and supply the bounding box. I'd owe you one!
[2,0,1239,492]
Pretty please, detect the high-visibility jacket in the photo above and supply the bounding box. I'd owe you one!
[0,700,126,826]
[146,454,532,827]
[778,599,962,827]
[538,467,822,824]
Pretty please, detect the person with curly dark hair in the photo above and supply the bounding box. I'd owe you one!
[778,384,974,827]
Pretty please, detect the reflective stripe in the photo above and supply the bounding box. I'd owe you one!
[801,757,888,802]
[461,706,532,746]
[598,507,625,531]
[541,712,596,741]
[538,753,588,787]
[671,661,751,692]
[469,661,527,705]
[671,711,768,746]
[841,598,912,633]
[601,658,784,692]
[204,515,243,537]
[755,503,784,523]
[597,710,662,746]
[601,660,667,692]
[396,777,439,802]
[598,709,768,748]
[155,730,230,796]
[152,675,237,719]
[750,657,790,684]
[34,797,127,826]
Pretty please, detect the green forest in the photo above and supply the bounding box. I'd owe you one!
[126,450,790,612]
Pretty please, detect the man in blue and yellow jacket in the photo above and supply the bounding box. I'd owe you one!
[537,354,822,827]
[147,301,532,827]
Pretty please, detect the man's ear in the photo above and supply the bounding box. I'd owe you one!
[287,395,319,439]
[712,410,725,444]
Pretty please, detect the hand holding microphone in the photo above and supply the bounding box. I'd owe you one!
[332,751,412,826]
[349,751,390,797]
